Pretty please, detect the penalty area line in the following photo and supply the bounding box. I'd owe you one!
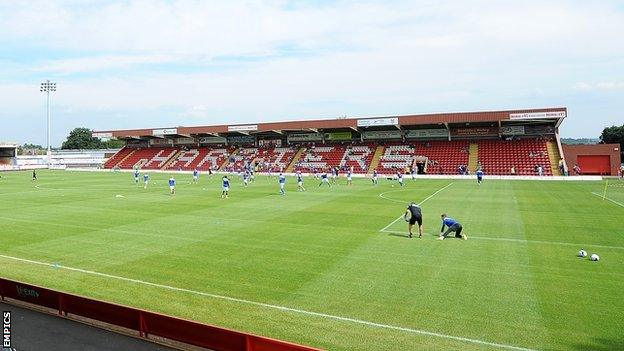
[379,183,454,232]
[591,192,624,208]
[0,253,538,351]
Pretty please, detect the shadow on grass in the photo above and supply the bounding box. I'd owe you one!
[567,337,624,351]
[387,232,410,238]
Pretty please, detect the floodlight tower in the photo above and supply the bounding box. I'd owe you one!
[40,80,56,163]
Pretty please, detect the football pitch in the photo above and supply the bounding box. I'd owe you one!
[1,170,623,351]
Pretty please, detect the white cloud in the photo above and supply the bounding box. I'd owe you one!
[1,0,624,143]
[32,54,177,75]
[574,81,624,91]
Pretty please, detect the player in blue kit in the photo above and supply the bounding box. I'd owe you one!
[346,170,353,186]
[318,171,331,187]
[243,171,250,187]
[143,173,150,189]
[168,176,176,195]
[331,167,338,184]
[296,171,306,191]
[397,171,404,187]
[221,175,230,199]
[193,168,199,183]
[278,173,286,195]
[476,168,484,185]
[372,169,378,185]
[438,214,467,240]
[134,169,140,184]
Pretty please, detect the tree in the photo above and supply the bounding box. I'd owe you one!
[102,138,125,149]
[17,143,45,155]
[599,124,624,158]
[61,128,103,149]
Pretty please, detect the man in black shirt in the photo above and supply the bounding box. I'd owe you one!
[404,202,423,239]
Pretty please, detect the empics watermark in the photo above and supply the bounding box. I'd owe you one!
[2,311,10,350]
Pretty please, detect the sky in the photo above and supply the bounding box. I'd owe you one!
[1,0,623,146]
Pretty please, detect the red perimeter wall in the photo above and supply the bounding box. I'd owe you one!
[562,144,621,175]
[0,278,322,351]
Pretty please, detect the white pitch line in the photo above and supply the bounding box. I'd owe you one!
[0,253,538,351]
[381,230,624,250]
[378,183,454,232]
[591,192,624,208]
[379,215,404,232]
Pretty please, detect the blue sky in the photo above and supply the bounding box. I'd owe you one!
[1,0,623,146]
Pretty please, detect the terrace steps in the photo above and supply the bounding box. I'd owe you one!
[219,148,240,171]
[163,149,185,170]
[367,145,385,173]
[468,143,479,171]
[285,147,305,172]
[112,149,136,168]
[547,141,562,175]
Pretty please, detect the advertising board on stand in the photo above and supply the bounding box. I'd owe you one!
[405,129,449,139]
[362,130,402,140]
[325,132,352,141]
[287,133,324,142]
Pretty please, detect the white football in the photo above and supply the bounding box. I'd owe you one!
[590,254,600,261]
[578,250,587,258]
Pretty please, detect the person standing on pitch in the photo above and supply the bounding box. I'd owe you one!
[296,171,306,191]
[222,175,230,199]
[318,171,331,187]
[192,168,199,183]
[278,172,286,195]
[32,169,37,181]
[168,176,176,195]
[397,171,404,187]
[404,202,423,239]
[438,214,467,240]
[476,168,484,185]
[134,168,140,184]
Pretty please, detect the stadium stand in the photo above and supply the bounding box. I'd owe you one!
[478,138,553,175]
[103,147,134,168]
[254,146,298,172]
[167,146,232,171]
[416,140,470,175]
[377,143,417,174]
[226,147,258,171]
[96,108,574,176]
[294,144,346,172]
[376,141,469,175]
[117,147,179,170]
[104,138,554,176]
[340,143,376,173]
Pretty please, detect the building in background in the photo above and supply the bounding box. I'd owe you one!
[562,144,621,176]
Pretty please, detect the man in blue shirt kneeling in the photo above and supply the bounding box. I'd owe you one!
[439,214,467,240]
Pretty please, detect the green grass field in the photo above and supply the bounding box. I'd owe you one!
[1,170,623,350]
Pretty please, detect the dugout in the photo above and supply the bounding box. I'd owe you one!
[562,143,621,176]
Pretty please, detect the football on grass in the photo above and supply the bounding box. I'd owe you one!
[578,250,587,258]
[590,254,600,262]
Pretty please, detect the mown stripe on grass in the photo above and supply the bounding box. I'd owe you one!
[0,253,538,351]
[380,230,624,250]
